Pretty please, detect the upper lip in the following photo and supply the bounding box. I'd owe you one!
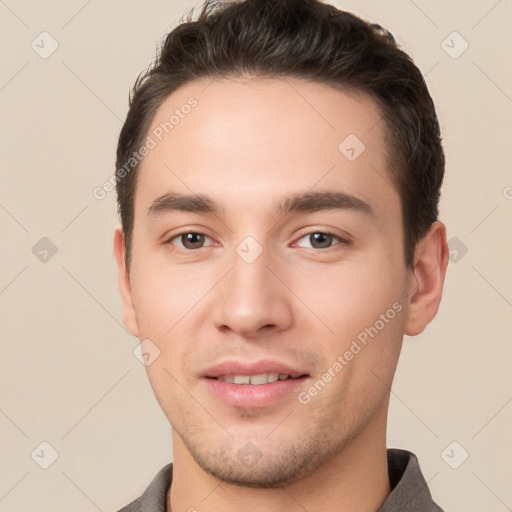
[202,359,308,379]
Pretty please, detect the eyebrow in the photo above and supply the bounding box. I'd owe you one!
[147,190,374,218]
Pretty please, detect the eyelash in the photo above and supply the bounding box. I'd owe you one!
[165,230,348,253]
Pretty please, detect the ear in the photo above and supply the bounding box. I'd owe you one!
[113,227,139,337]
[404,221,449,336]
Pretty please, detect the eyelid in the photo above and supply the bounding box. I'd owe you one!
[293,224,352,238]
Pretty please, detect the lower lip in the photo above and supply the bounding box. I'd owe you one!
[203,376,309,408]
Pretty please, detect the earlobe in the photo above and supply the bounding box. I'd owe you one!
[404,221,449,336]
[113,227,139,337]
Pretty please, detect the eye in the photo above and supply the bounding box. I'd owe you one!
[294,231,345,250]
[167,232,215,250]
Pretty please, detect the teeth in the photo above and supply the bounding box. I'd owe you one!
[216,372,290,384]
[249,373,268,385]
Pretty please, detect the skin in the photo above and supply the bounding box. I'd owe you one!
[114,76,448,512]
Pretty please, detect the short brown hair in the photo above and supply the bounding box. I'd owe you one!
[116,0,445,268]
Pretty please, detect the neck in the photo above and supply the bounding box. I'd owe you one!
[168,405,391,512]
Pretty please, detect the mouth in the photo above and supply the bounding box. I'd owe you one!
[206,373,309,385]
[202,362,311,408]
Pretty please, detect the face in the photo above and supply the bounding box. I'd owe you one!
[115,77,435,488]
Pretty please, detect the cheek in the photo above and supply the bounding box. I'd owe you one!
[129,256,206,339]
[291,254,407,396]
[292,257,404,336]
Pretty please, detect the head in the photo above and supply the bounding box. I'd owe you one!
[114,0,448,489]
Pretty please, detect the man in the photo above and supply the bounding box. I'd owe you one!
[113,0,448,510]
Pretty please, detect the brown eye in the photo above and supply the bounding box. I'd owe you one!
[296,232,341,250]
[169,232,209,250]
[309,232,334,249]
[181,233,205,249]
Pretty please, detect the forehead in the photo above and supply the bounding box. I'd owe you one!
[136,76,398,220]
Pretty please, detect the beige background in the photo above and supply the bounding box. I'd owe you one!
[1,0,511,510]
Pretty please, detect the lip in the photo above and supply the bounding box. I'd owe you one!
[203,375,310,409]
[202,359,310,409]
[202,359,308,379]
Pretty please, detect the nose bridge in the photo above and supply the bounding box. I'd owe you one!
[232,239,271,300]
[214,236,293,335]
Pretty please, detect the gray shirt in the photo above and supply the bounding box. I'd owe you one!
[117,448,444,511]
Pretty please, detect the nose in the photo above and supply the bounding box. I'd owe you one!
[211,243,294,337]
